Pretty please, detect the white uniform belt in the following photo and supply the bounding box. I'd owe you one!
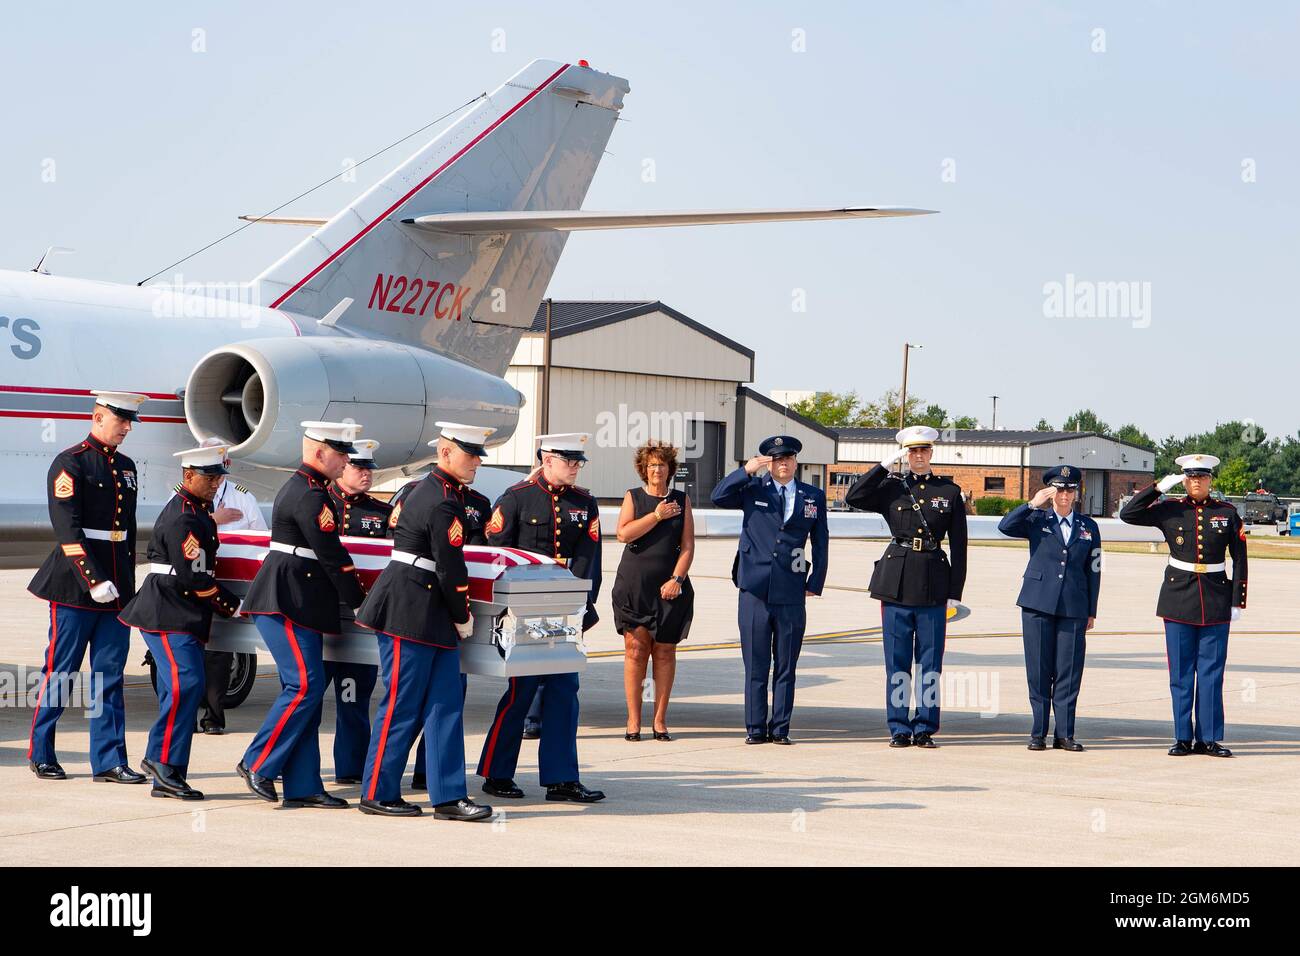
[82,528,128,542]
[145,563,175,576]
[269,541,317,560]
[390,550,437,572]
[1169,557,1226,573]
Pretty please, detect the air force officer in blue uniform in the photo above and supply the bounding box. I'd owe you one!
[998,466,1100,751]
[711,435,829,744]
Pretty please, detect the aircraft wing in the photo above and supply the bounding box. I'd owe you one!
[238,206,936,232]
[402,206,935,233]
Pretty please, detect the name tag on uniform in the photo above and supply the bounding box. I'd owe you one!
[754,500,769,508]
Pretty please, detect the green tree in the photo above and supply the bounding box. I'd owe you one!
[1114,423,1155,449]
[1034,418,1053,431]
[951,415,980,429]
[788,390,865,428]
[1062,409,1111,435]
[1215,457,1254,496]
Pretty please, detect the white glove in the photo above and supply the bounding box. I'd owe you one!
[89,581,119,603]
[1156,474,1183,494]
[1231,608,1242,623]
[455,615,474,640]
[946,599,960,610]
[885,451,907,468]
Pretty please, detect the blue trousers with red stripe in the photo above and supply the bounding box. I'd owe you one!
[29,604,129,774]
[242,615,326,800]
[1165,620,1230,743]
[323,661,377,780]
[363,634,465,805]
[477,672,579,785]
[141,630,205,773]
[881,602,947,736]
[411,673,467,780]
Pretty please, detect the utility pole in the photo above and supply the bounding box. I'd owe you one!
[899,342,921,429]
[541,298,552,434]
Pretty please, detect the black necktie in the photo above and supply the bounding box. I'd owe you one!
[779,486,787,523]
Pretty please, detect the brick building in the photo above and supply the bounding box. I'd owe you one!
[829,429,1155,517]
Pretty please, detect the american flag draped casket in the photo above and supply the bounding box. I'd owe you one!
[208,531,591,676]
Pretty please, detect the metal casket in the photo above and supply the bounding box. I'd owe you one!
[208,532,590,677]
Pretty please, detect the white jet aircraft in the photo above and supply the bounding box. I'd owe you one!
[0,57,933,566]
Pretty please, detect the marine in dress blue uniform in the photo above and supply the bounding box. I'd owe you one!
[27,390,150,784]
[406,478,488,791]
[322,439,390,784]
[1120,454,1246,757]
[710,434,829,744]
[119,444,241,798]
[844,425,968,748]
[997,465,1101,751]
[355,423,493,820]
[236,422,367,808]
[476,433,606,803]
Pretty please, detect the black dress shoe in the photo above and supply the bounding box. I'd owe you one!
[913,733,939,749]
[889,733,912,748]
[200,723,225,736]
[141,758,203,800]
[410,773,427,791]
[653,729,672,742]
[93,765,147,784]
[335,776,362,785]
[522,721,542,740]
[1027,736,1047,751]
[359,798,423,817]
[482,777,524,799]
[282,792,349,809]
[770,735,793,745]
[624,731,642,741]
[1200,741,1233,757]
[236,760,279,802]
[434,798,493,821]
[1168,740,1194,756]
[1053,737,1085,752]
[545,780,606,803]
[30,760,67,780]
[745,734,769,744]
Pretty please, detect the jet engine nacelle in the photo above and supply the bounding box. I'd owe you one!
[183,336,523,468]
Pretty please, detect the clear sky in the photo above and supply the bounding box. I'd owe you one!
[2,2,1296,439]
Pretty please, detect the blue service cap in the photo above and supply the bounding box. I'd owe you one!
[1043,464,1080,489]
[759,434,801,458]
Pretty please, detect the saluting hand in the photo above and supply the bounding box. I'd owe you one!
[1156,474,1183,494]
[1030,487,1055,509]
[744,455,773,476]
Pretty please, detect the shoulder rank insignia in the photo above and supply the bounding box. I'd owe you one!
[388,502,402,528]
[317,504,336,532]
[181,532,202,561]
[53,470,75,500]
[486,506,505,535]
[172,483,184,494]
[234,483,249,493]
[447,516,464,547]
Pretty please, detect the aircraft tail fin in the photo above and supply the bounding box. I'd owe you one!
[251,59,628,377]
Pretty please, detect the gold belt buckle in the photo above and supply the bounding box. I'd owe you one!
[912,537,923,552]
[109,530,126,542]
[1194,562,1207,573]
[554,556,568,566]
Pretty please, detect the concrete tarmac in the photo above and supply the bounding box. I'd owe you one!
[1,539,1296,866]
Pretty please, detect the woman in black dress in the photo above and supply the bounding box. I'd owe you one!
[613,441,695,741]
